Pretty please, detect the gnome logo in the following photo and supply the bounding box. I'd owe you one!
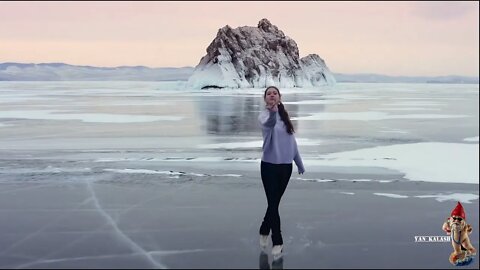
[442,202,477,266]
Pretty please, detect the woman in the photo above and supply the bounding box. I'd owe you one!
[258,86,305,259]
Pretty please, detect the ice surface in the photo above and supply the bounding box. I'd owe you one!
[384,101,445,106]
[1,81,476,184]
[372,192,479,204]
[373,193,409,198]
[414,193,479,204]
[377,107,441,111]
[0,82,478,269]
[310,142,478,184]
[0,110,183,123]
[197,138,322,149]
[292,112,469,121]
[464,136,479,142]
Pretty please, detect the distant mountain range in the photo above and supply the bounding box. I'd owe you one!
[0,62,478,84]
[0,62,194,81]
[333,73,479,84]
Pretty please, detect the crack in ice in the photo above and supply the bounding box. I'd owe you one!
[84,179,167,269]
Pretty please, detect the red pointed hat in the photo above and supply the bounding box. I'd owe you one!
[450,201,466,219]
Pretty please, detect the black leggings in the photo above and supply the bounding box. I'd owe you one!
[259,161,293,246]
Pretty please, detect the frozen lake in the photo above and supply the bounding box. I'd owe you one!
[0,81,478,268]
[0,81,478,184]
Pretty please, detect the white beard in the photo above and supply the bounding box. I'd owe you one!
[451,222,465,232]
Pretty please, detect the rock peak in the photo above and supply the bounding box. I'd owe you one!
[258,18,278,33]
[187,20,335,89]
[258,18,272,28]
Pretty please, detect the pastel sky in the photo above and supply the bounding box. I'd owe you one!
[0,1,478,76]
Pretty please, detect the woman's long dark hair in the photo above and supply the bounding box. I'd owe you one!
[264,86,295,134]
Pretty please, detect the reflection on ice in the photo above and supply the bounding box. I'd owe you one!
[195,94,300,135]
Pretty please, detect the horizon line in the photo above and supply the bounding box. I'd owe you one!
[1,61,478,79]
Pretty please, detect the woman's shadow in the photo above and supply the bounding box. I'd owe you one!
[259,251,283,269]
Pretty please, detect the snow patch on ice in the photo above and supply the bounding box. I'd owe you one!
[414,193,479,204]
[385,101,445,107]
[197,138,322,149]
[377,107,441,111]
[464,136,479,142]
[103,168,242,178]
[309,142,478,184]
[283,99,348,105]
[295,177,336,183]
[0,110,184,123]
[374,193,409,199]
[292,111,469,121]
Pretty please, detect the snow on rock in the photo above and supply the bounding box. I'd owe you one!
[187,18,336,89]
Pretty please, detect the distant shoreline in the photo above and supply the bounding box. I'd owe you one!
[0,81,478,85]
[0,62,478,84]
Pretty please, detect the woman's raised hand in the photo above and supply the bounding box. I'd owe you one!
[266,102,278,112]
